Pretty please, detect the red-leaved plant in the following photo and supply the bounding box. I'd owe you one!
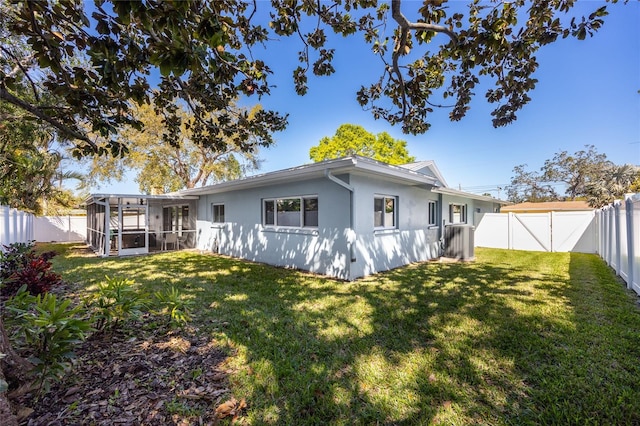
[0,241,62,299]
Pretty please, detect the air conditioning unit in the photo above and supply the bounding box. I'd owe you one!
[444,224,475,261]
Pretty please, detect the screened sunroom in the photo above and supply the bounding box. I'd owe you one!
[85,194,198,257]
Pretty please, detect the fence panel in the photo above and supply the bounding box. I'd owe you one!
[631,196,640,294]
[552,211,597,253]
[476,211,597,253]
[473,213,509,249]
[0,205,34,248]
[510,213,551,251]
[609,203,620,272]
[618,202,629,282]
[596,194,640,296]
[34,216,86,242]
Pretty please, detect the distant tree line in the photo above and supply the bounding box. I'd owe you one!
[505,145,640,208]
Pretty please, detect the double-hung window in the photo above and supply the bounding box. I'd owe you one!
[428,200,437,226]
[374,196,396,229]
[212,204,225,223]
[449,204,467,223]
[263,196,318,228]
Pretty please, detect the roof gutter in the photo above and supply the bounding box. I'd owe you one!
[432,187,508,204]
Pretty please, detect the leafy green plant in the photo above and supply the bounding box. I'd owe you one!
[165,397,202,417]
[154,286,193,327]
[190,367,203,380]
[4,285,39,350]
[90,276,147,332]
[5,287,92,392]
[0,241,35,279]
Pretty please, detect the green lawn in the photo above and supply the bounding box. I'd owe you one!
[47,244,640,425]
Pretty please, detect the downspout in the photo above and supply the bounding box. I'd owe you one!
[325,170,356,263]
[437,192,444,256]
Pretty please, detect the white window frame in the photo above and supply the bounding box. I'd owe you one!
[264,199,275,226]
[428,200,437,226]
[374,195,397,229]
[212,203,225,223]
[449,203,467,224]
[262,196,319,228]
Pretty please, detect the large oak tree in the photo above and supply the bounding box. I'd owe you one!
[506,145,639,207]
[0,71,83,214]
[86,102,261,194]
[1,0,615,158]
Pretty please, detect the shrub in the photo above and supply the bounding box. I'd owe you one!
[154,286,193,327]
[0,241,62,299]
[4,286,92,393]
[0,241,35,279]
[90,276,147,332]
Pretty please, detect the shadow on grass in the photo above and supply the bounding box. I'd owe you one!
[50,245,640,424]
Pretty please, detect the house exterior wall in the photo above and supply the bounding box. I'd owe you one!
[439,193,500,227]
[190,166,503,280]
[349,174,440,280]
[195,176,353,280]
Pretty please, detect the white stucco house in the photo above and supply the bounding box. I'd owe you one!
[86,156,507,280]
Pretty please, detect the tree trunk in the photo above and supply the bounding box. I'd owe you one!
[0,314,29,426]
[0,368,18,426]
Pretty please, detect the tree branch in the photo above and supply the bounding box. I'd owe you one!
[391,0,458,43]
[0,87,98,151]
[390,0,459,117]
[0,46,40,102]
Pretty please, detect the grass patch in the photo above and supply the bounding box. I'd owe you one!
[46,243,640,424]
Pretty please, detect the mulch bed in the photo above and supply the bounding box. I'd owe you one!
[15,323,245,425]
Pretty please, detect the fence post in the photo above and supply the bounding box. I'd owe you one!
[596,210,602,256]
[19,210,25,243]
[550,211,554,252]
[603,208,607,263]
[626,196,635,290]
[508,212,513,250]
[601,208,606,262]
[29,212,34,241]
[12,208,18,246]
[2,205,9,248]
[615,201,622,275]
[608,205,614,267]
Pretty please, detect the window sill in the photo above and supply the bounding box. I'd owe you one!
[211,223,226,229]
[374,228,399,236]
[262,227,319,236]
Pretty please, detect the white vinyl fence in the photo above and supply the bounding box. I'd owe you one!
[0,205,35,249]
[598,194,640,295]
[0,205,86,249]
[475,211,597,253]
[34,215,86,242]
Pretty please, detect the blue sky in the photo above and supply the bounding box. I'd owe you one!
[94,1,640,199]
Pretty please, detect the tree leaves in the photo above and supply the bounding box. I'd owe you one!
[85,103,261,194]
[0,0,619,156]
[505,145,639,206]
[309,123,415,165]
[2,1,286,158]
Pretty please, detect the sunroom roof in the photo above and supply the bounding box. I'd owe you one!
[85,193,198,206]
